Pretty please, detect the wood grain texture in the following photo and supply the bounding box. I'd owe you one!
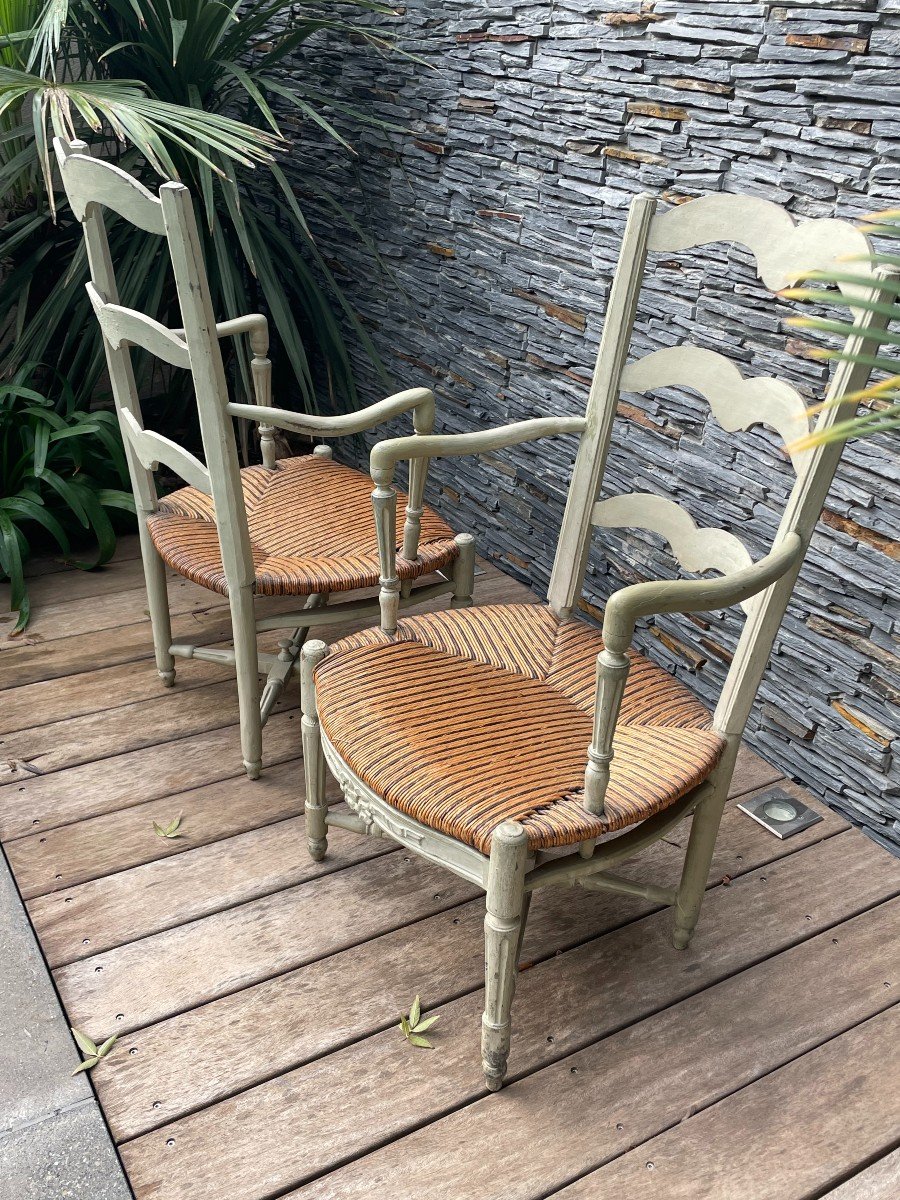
[54,850,480,1036]
[29,806,376,967]
[0,680,296,784]
[8,758,308,897]
[121,889,900,1200]
[0,656,216,736]
[98,794,847,1143]
[0,711,300,841]
[553,1007,900,1200]
[0,604,236,689]
[822,1149,900,1200]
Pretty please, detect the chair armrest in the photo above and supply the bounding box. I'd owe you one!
[601,533,802,653]
[369,416,587,633]
[582,533,802,816]
[225,387,437,441]
[369,417,587,480]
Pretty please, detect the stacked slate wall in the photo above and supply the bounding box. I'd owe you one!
[282,0,900,850]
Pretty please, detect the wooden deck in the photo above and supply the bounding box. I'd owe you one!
[1,536,898,1200]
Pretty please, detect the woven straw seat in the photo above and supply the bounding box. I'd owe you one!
[315,603,726,854]
[147,454,459,597]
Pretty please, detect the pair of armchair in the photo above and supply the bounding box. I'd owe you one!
[59,138,890,1090]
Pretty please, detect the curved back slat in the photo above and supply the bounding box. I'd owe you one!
[592,493,756,614]
[119,410,211,496]
[648,193,873,298]
[86,283,191,369]
[620,346,813,473]
[56,136,255,605]
[56,150,166,235]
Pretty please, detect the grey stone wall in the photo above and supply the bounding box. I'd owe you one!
[284,0,899,850]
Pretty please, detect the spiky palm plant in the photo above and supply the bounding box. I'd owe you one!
[0,0,396,411]
[0,0,398,631]
[784,208,900,452]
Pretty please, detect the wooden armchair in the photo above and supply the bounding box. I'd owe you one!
[54,138,474,779]
[299,192,892,1089]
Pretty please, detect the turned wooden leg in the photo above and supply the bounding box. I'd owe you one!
[482,820,528,1091]
[139,522,175,687]
[230,582,262,780]
[672,782,729,950]
[451,532,476,609]
[301,639,329,861]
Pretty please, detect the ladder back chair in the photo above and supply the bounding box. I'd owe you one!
[54,138,475,779]
[300,192,892,1089]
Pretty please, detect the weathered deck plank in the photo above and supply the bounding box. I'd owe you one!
[553,1006,900,1200]
[823,1149,900,1200]
[0,712,300,841]
[8,757,308,898]
[54,850,480,1035]
[0,679,295,783]
[31,806,380,967]
[121,898,900,1200]
[100,827,890,1147]
[0,541,893,1200]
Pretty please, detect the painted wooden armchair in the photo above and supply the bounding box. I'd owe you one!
[54,138,474,779]
[299,192,892,1090]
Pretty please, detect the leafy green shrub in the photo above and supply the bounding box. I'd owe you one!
[0,365,133,631]
[0,0,399,628]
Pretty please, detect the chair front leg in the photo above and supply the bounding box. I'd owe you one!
[482,820,529,1091]
[138,521,176,687]
[451,532,476,610]
[301,639,329,861]
[230,581,262,779]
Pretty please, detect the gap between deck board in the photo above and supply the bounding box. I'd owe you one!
[0,712,302,842]
[31,808,386,967]
[549,1006,900,1200]
[118,889,900,1200]
[94,792,847,1143]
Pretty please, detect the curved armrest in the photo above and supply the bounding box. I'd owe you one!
[582,532,802,816]
[225,387,436,440]
[601,533,802,652]
[368,415,587,633]
[369,417,587,480]
[171,313,269,342]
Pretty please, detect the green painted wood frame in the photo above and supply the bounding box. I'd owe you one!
[54,137,475,779]
[301,190,895,1088]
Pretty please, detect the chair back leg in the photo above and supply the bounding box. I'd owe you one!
[301,640,330,860]
[138,524,176,687]
[672,744,737,948]
[482,820,529,1091]
[229,581,263,779]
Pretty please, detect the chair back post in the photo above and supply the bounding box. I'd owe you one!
[547,193,657,619]
[54,138,158,522]
[567,196,892,819]
[713,271,895,745]
[157,182,256,596]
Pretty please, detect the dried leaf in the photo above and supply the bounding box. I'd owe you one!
[409,995,421,1029]
[154,815,183,839]
[96,1034,118,1059]
[412,1014,440,1033]
[72,1056,99,1075]
[71,1027,99,1057]
[406,1034,434,1050]
[399,1014,410,1036]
